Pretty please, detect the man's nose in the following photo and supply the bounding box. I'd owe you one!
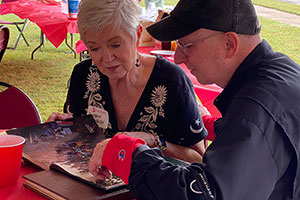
[174,48,186,64]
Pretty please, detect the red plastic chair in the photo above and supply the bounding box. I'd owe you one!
[0,82,42,129]
[0,25,9,62]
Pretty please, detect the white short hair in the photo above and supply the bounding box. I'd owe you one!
[78,0,140,42]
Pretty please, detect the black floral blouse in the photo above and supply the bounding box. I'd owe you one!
[66,56,207,146]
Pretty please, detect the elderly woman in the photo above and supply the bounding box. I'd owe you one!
[48,0,207,163]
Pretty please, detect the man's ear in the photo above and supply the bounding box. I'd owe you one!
[224,32,239,59]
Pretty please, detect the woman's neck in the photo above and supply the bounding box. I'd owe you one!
[109,54,153,92]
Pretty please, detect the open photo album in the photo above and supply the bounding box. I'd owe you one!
[7,115,125,191]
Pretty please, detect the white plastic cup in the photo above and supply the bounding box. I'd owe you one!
[61,0,69,14]
[147,2,156,10]
[140,7,146,16]
[145,0,164,9]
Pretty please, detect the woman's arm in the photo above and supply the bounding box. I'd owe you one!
[45,112,73,123]
[119,131,205,163]
[164,141,204,163]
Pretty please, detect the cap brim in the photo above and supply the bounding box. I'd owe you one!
[146,15,197,42]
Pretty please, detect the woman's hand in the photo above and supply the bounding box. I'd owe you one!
[117,132,156,147]
[89,139,112,180]
[46,112,73,122]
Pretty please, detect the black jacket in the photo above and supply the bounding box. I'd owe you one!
[128,40,300,200]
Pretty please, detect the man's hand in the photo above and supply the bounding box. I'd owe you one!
[89,139,112,180]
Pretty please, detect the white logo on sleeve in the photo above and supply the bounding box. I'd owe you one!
[190,118,204,134]
[189,173,214,198]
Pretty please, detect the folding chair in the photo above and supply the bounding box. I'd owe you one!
[0,18,30,50]
[0,81,42,129]
[0,0,30,50]
[0,25,9,62]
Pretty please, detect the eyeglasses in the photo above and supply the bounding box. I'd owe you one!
[175,32,223,56]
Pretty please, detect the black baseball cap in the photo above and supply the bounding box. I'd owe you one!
[146,0,261,41]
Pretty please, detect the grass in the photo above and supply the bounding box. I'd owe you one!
[252,0,300,15]
[0,0,299,122]
[259,17,300,63]
[0,14,79,122]
[165,0,300,15]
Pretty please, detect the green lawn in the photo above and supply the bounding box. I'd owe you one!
[0,14,79,121]
[252,0,300,15]
[0,0,299,122]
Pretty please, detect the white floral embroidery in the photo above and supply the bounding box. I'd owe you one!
[86,69,100,93]
[134,85,167,134]
[151,85,167,107]
[84,67,112,130]
[84,68,104,109]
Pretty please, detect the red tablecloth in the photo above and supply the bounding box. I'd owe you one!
[0,0,78,48]
[0,165,46,200]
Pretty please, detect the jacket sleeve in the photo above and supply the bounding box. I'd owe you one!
[101,134,215,199]
[129,146,216,200]
[102,134,146,184]
[128,117,280,200]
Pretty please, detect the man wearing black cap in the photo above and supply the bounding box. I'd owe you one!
[89,0,300,199]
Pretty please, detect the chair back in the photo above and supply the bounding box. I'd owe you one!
[0,25,9,62]
[2,0,18,2]
[0,82,42,129]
